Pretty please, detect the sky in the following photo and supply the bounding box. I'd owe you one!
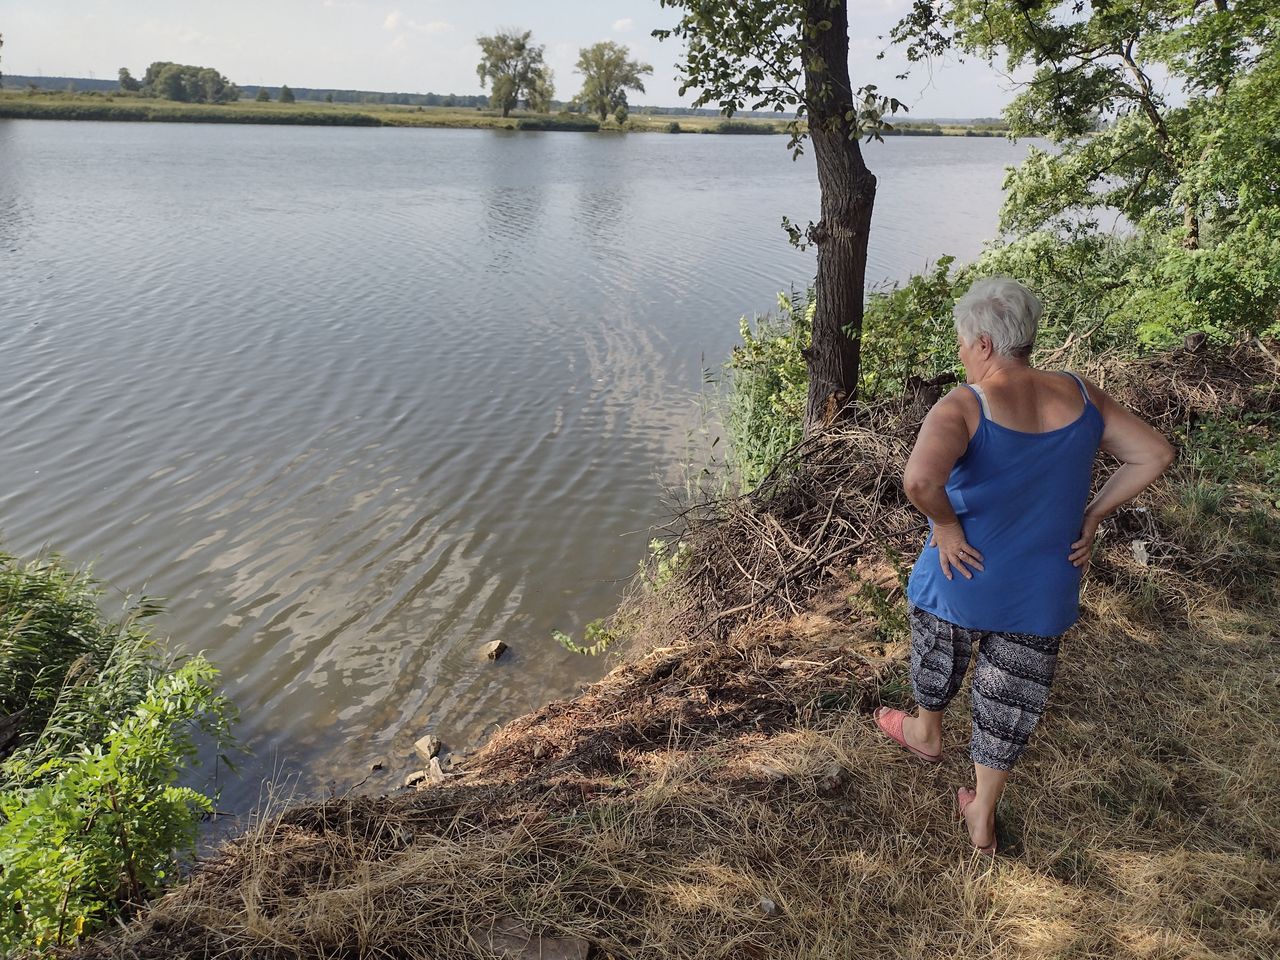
[0,0,1019,118]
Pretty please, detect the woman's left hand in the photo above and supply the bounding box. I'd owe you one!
[931,521,984,581]
[1070,512,1102,568]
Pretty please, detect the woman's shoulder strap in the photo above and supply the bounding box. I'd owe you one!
[1064,371,1090,404]
[964,382,991,420]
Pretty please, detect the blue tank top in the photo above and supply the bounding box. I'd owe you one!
[906,372,1104,637]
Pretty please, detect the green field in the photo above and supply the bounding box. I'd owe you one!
[0,90,1007,136]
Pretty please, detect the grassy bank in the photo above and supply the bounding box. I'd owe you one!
[0,91,1008,136]
[72,341,1279,959]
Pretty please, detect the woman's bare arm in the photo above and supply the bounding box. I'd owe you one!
[904,390,985,580]
[1069,378,1177,567]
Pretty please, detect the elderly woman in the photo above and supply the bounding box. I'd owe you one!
[874,276,1175,855]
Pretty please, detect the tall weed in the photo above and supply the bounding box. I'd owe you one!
[0,551,234,954]
[721,289,812,490]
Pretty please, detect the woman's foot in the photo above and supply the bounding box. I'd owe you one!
[873,707,943,762]
[957,787,997,854]
[900,713,943,759]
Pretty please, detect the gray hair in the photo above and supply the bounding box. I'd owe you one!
[953,276,1043,358]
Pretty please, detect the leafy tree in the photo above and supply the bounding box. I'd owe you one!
[526,66,555,113]
[256,85,271,102]
[196,68,222,102]
[890,0,1280,347]
[894,0,1276,250]
[280,83,295,104]
[156,64,188,101]
[656,1,904,434]
[117,67,141,93]
[476,28,555,117]
[325,92,334,103]
[140,61,239,103]
[574,41,653,121]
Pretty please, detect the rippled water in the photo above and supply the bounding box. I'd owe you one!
[0,120,1028,813]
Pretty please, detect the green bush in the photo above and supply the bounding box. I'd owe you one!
[721,289,813,490]
[715,119,776,135]
[859,256,963,398]
[639,537,692,591]
[552,619,619,656]
[0,552,233,955]
[514,115,601,132]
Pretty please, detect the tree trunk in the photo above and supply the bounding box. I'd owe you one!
[801,0,877,436]
[1183,205,1201,249]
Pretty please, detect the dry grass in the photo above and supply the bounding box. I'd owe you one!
[70,342,1280,960]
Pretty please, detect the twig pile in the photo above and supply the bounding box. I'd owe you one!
[1092,337,1280,434]
[649,396,924,644]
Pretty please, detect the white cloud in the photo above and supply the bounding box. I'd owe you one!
[613,18,633,32]
[408,20,450,35]
[384,11,451,54]
[385,11,450,37]
[138,20,215,50]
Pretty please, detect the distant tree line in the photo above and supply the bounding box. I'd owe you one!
[262,87,491,106]
[4,71,802,116]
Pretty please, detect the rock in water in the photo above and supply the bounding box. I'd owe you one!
[403,769,428,788]
[427,757,446,783]
[414,734,441,762]
[482,640,509,661]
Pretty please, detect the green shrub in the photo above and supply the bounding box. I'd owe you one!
[552,618,620,656]
[0,552,233,954]
[859,257,963,398]
[514,115,601,132]
[715,119,776,135]
[639,537,691,591]
[722,289,813,489]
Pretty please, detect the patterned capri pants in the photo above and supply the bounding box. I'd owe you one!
[909,603,1062,771]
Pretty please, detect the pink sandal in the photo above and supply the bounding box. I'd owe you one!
[957,787,998,856]
[873,707,942,764]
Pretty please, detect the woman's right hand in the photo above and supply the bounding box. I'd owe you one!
[931,521,984,581]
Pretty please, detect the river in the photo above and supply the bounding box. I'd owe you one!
[0,120,1028,814]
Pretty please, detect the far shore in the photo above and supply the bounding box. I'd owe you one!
[0,90,1009,137]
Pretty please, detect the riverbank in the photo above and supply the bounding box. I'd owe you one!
[0,91,1008,136]
[72,341,1279,959]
